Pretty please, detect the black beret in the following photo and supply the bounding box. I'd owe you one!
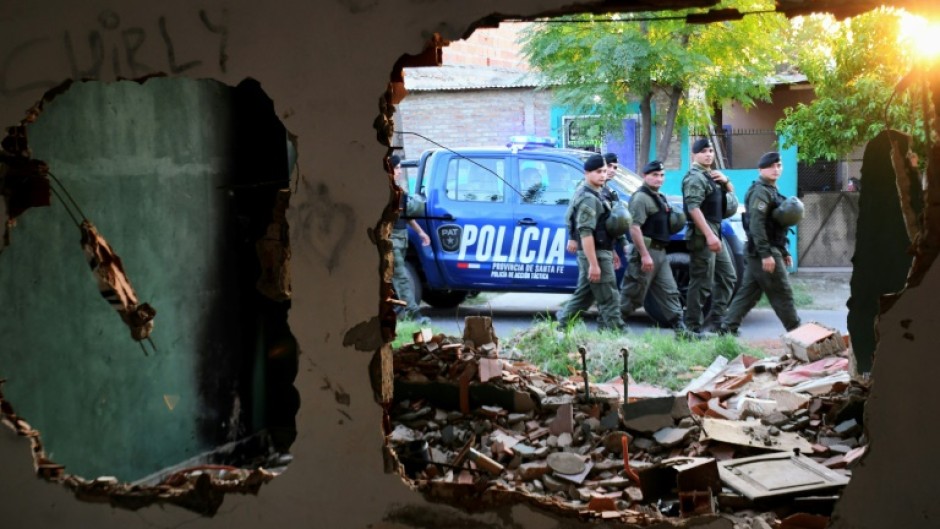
[584,154,605,172]
[603,152,618,165]
[757,151,781,169]
[389,154,401,168]
[692,138,711,154]
[642,160,665,174]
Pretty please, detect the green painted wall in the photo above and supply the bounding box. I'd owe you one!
[0,78,285,481]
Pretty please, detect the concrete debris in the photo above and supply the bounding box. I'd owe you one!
[388,317,867,526]
[783,322,846,362]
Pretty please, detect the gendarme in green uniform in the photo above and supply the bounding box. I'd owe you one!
[681,139,737,333]
[556,154,626,331]
[619,161,685,333]
[721,151,800,334]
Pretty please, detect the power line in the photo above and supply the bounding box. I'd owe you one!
[505,8,777,25]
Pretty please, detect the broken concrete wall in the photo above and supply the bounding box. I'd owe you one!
[0,1,938,529]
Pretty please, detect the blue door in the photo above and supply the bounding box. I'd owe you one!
[426,154,515,290]
[511,155,584,290]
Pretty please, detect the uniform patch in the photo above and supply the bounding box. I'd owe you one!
[756,200,767,212]
[577,208,596,225]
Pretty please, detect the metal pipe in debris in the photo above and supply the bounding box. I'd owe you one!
[620,347,630,403]
[578,345,590,401]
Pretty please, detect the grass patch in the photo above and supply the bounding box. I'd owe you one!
[393,312,765,391]
[504,315,763,391]
[755,280,814,308]
[392,319,435,349]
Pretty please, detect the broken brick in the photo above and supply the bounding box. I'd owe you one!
[783,322,846,362]
[549,402,574,435]
[517,460,550,481]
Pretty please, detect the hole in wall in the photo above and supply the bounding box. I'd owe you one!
[368,4,940,525]
[0,76,298,515]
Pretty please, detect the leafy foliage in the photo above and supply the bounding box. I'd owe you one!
[519,2,787,166]
[777,8,928,161]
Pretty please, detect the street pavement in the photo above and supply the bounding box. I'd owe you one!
[423,292,848,342]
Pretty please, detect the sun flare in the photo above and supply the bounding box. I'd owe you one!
[899,13,940,62]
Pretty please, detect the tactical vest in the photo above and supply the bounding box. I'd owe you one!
[568,186,614,251]
[742,182,789,252]
[635,185,672,243]
[683,170,725,224]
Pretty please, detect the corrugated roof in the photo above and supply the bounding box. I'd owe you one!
[403,65,544,92]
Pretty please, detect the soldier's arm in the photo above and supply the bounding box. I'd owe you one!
[710,169,734,194]
[581,234,601,282]
[749,188,774,259]
[564,200,578,253]
[689,207,720,252]
[408,219,430,246]
[576,197,602,281]
[628,197,652,258]
[683,174,720,250]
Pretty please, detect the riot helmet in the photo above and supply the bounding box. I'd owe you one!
[772,196,804,226]
[605,200,632,237]
[668,209,687,234]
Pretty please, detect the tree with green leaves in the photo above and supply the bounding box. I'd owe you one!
[519,2,788,169]
[777,8,930,162]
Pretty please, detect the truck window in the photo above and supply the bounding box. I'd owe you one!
[445,157,505,202]
[520,159,582,205]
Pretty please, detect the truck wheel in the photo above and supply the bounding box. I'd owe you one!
[668,252,691,309]
[422,289,469,309]
[642,293,670,327]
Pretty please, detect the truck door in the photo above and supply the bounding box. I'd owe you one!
[512,156,584,289]
[426,154,515,289]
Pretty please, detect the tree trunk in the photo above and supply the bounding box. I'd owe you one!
[638,93,653,170]
[656,86,683,163]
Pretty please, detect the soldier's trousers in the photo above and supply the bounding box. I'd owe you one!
[686,232,737,330]
[390,229,420,318]
[723,252,800,332]
[620,246,682,325]
[556,250,625,331]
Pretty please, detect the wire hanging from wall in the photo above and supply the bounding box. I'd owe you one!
[48,171,157,356]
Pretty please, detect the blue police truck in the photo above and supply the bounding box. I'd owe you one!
[400,138,745,325]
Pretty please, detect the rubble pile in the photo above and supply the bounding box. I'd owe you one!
[387,317,867,526]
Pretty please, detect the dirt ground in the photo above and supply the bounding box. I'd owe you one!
[747,269,852,355]
[789,269,852,310]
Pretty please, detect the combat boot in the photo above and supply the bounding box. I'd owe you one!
[715,323,739,337]
[670,318,705,340]
[703,313,724,334]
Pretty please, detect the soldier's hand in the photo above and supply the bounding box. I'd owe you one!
[566,240,578,254]
[711,170,733,192]
[641,254,654,273]
[613,252,622,271]
[588,264,601,282]
[784,255,792,268]
[762,256,776,273]
[419,233,431,246]
[707,235,721,253]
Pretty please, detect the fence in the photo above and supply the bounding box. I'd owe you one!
[690,129,778,169]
